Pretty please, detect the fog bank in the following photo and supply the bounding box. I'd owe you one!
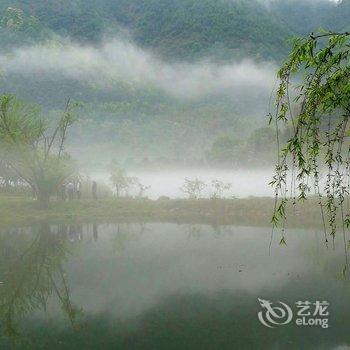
[0,38,277,101]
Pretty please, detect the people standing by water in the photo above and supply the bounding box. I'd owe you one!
[59,178,99,201]
[67,181,75,201]
[92,181,97,200]
[76,180,82,200]
[93,223,98,241]
[59,184,67,201]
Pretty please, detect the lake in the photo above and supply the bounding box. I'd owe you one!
[0,222,349,349]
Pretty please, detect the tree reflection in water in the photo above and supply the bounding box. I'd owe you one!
[0,223,82,338]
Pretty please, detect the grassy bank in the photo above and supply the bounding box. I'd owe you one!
[0,195,325,229]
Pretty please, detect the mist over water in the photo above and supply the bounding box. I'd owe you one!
[2,1,350,348]
[92,169,275,199]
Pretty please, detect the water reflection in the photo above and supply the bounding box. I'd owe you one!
[93,223,98,242]
[111,223,146,253]
[0,224,82,338]
[0,223,349,349]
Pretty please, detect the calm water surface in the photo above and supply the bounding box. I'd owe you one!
[0,223,349,349]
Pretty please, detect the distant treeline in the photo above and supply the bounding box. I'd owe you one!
[0,0,349,61]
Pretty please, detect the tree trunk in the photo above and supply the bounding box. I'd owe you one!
[37,191,50,209]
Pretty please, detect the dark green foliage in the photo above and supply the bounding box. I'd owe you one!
[108,0,292,61]
[0,0,114,45]
[270,0,338,35]
[0,0,349,61]
[1,0,348,62]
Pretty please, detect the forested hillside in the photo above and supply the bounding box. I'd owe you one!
[0,0,349,167]
[108,0,291,61]
[269,0,338,34]
[0,0,348,62]
[330,0,350,31]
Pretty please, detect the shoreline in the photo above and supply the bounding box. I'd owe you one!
[0,196,325,229]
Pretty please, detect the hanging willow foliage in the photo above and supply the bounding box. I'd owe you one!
[271,30,350,246]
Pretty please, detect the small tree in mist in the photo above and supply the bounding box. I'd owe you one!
[0,95,77,206]
[180,178,206,199]
[109,161,151,199]
[109,161,132,197]
[210,180,232,199]
[134,179,151,199]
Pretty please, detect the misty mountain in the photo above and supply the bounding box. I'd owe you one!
[0,0,348,62]
[267,0,339,35]
[0,0,349,164]
[329,0,350,31]
[108,0,292,61]
[110,0,347,60]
